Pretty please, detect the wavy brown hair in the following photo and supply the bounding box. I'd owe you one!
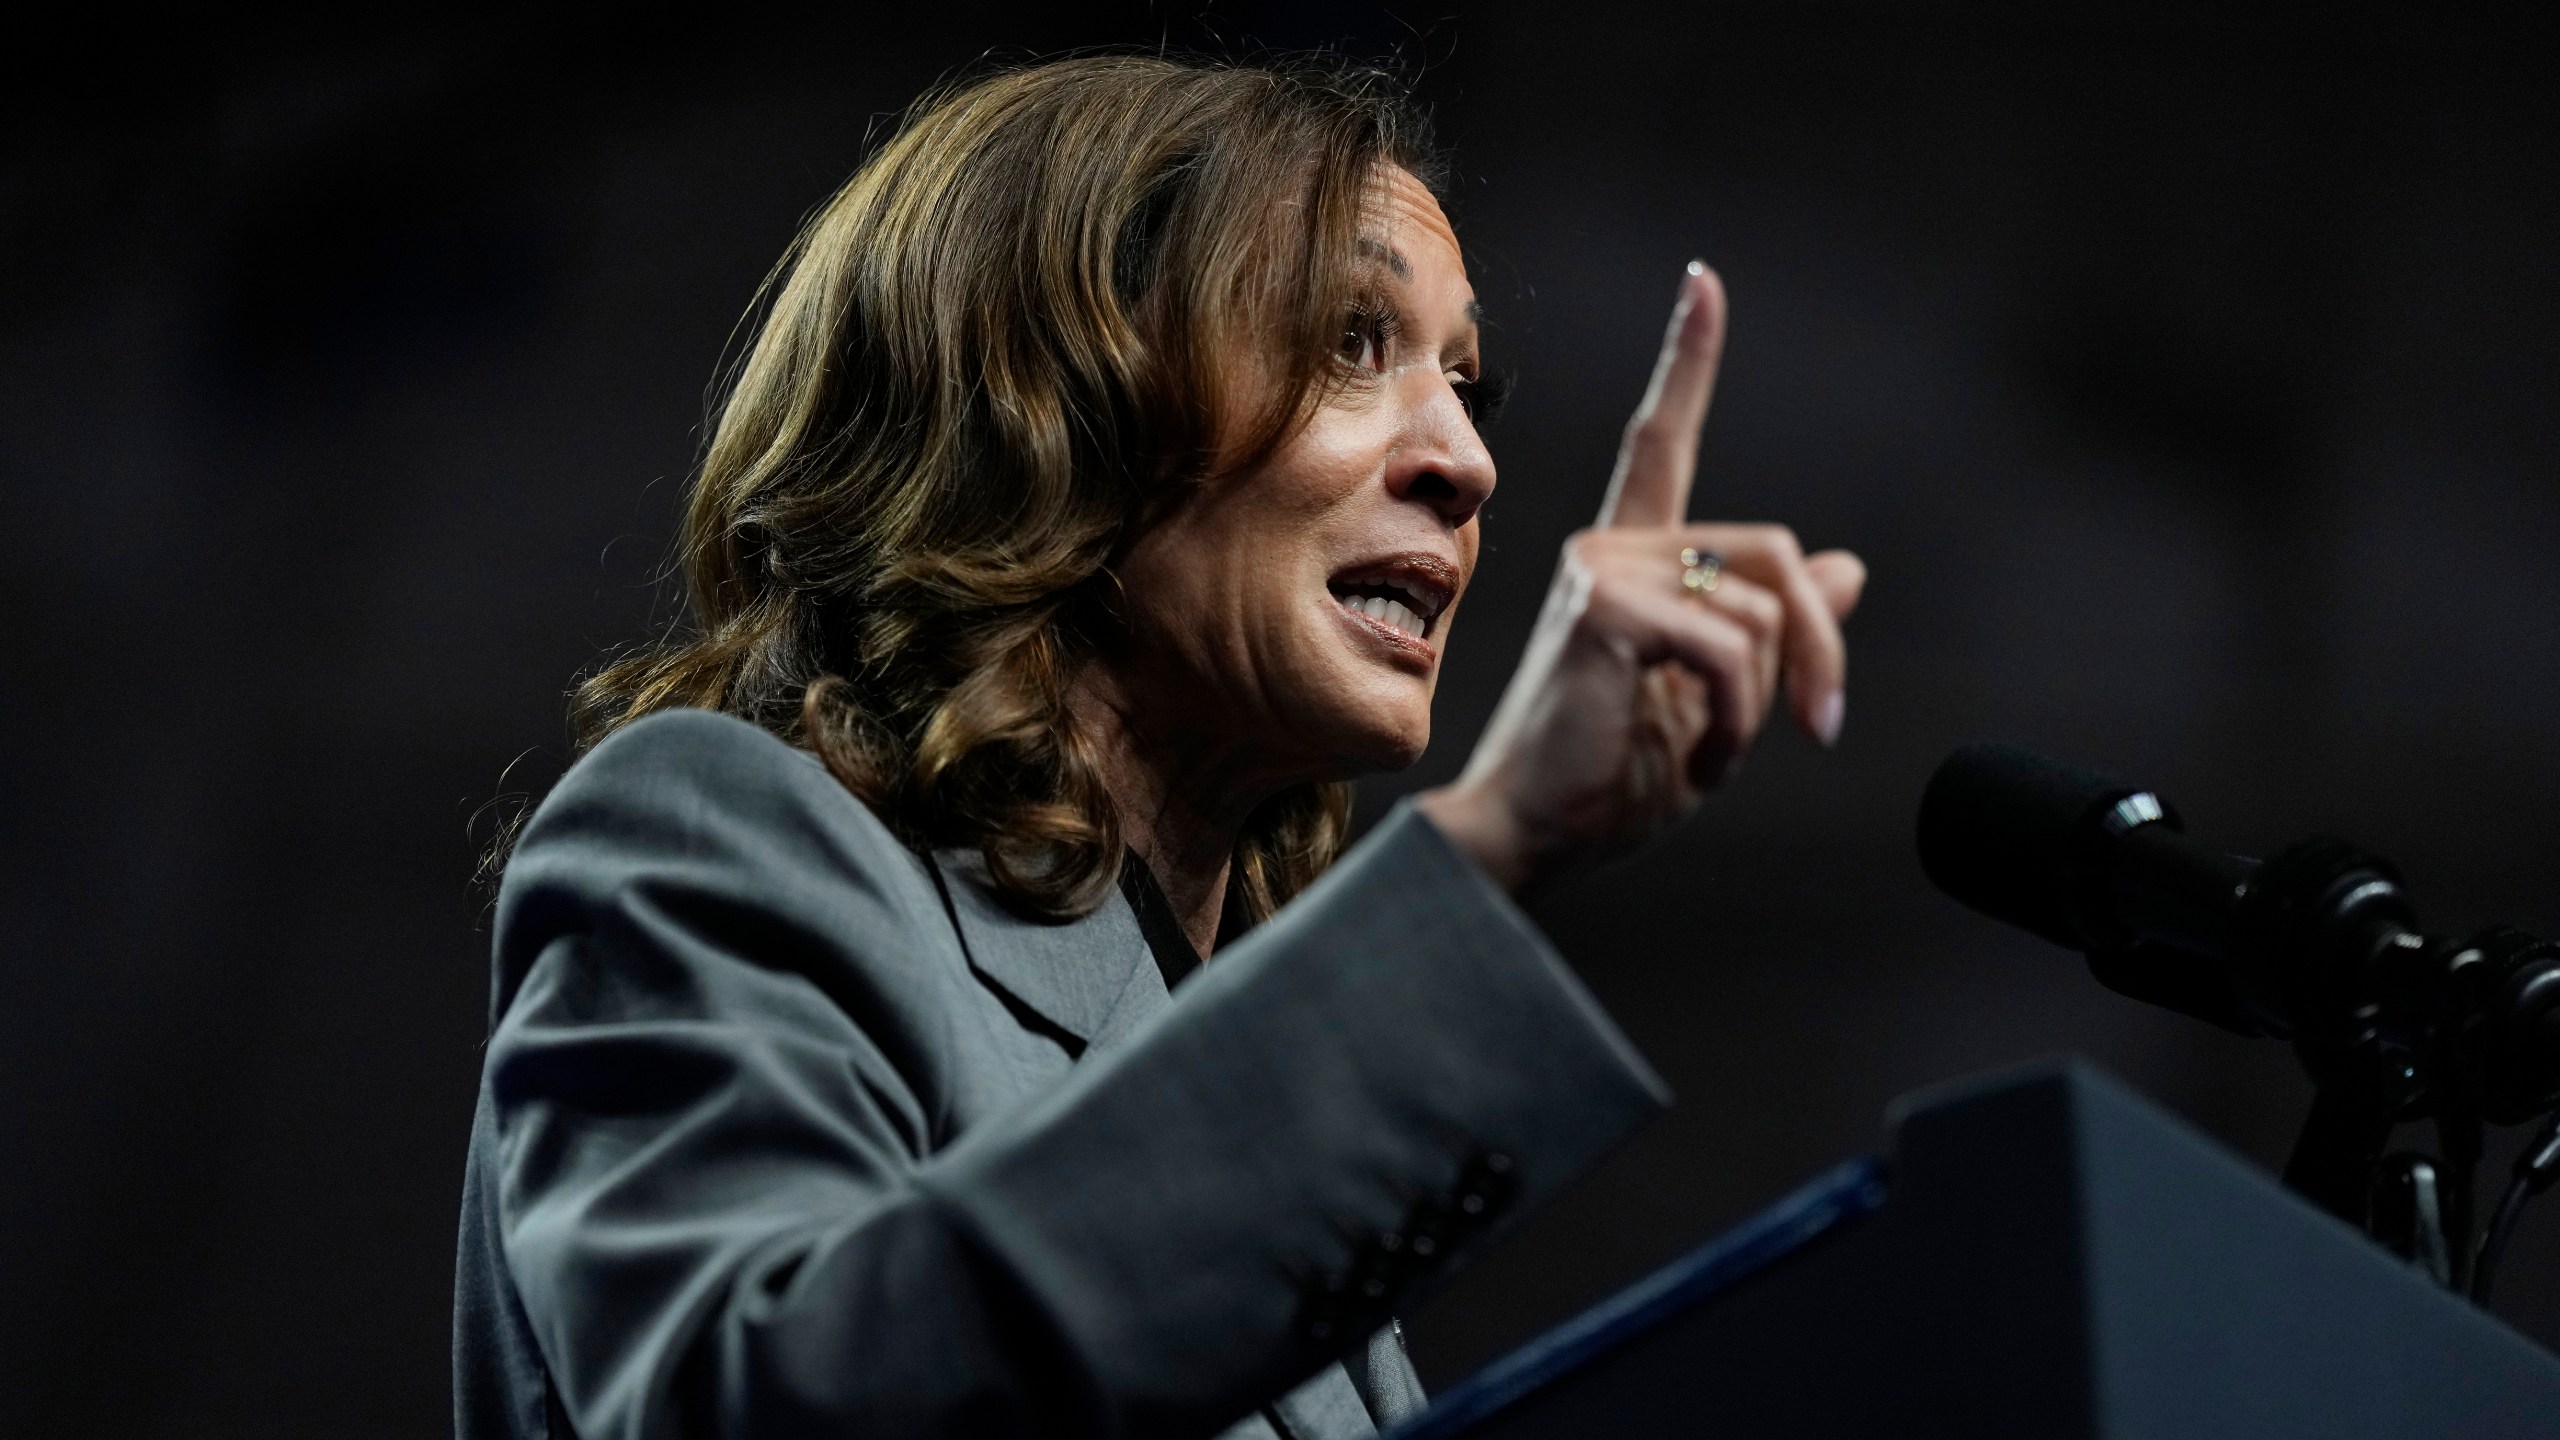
[561,55,1441,921]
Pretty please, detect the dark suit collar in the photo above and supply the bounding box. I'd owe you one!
[931,847,1153,1045]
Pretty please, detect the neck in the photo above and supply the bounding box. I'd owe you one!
[1067,671,1289,959]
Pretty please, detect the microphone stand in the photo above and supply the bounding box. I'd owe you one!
[2221,836,2560,1302]
[1915,743,2560,1304]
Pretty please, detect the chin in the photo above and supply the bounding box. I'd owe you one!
[1285,641,1438,775]
[1321,700,1432,776]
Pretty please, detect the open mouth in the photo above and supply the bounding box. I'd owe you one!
[1326,557,1458,644]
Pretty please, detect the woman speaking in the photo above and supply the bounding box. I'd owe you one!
[454,54,1864,1440]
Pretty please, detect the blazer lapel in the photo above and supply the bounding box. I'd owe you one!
[932,848,1153,1048]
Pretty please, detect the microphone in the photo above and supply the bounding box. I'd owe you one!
[1920,742,2560,1279]
[1916,743,2286,1036]
[1916,743,2560,1122]
[1914,743,2261,955]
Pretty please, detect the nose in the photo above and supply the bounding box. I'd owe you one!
[1383,376,1498,526]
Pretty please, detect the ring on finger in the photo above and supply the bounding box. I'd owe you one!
[1679,546,1725,597]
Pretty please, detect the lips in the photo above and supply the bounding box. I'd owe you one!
[1326,554,1459,644]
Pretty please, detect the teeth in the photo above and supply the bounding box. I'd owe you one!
[1346,594,1424,637]
[1336,580,1434,638]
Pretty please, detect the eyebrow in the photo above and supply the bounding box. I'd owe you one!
[1357,237,1412,282]
[1358,237,1487,330]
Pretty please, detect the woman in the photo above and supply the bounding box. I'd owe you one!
[455,55,1863,1440]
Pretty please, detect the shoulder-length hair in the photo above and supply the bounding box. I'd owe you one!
[567,54,1442,921]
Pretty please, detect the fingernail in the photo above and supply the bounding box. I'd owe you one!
[1814,691,1846,747]
[1685,258,1706,277]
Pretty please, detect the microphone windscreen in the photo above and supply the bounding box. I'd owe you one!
[1916,743,2146,951]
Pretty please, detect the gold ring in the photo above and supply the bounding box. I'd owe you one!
[1680,546,1724,596]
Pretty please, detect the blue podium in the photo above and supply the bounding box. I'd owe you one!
[1397,1061,2560,1438]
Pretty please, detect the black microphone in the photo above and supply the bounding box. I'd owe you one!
[1920,743,2560,1272]
[1914,744,2259,953]
[1916,743,2560,1122]
[1916,743,2278,1035]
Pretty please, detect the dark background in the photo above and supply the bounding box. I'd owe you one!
[6,4,2557,1433]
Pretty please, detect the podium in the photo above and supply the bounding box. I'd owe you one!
[1395,1061,2560,1438]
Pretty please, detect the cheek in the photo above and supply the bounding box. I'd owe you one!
[1257,419,1381,526]
[1201,421,1383,613]
[1116,486,1324,686]
[1115,405,1414,733]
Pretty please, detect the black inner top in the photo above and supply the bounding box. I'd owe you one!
[1117,851,1205,992]
[1118,852,1261,989]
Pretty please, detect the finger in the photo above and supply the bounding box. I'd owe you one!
[1638,551,1781,635]
[1607,580,1770,786]
[1683,524,1848,746]
[1658,666,1720,794]
[1637,664,1712,791]
[1597,263,1728,530]
[1576,526,1783,641]
[1684,569,1784,709]
[1586,526,1790,735]
[1807,549,1866,621]
[1693,570,1784,648]
[1636,666,1703,808]
[1659,665,1710,746]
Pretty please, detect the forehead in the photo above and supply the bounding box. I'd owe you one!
[1364,166,1467,288]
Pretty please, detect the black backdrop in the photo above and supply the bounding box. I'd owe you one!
[7,6,2558,1434]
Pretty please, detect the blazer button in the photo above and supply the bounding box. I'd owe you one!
[1406,1194,1453,1249]
[1453,1150,1518,1223]
[1301,1272,1353,1343]
[1343,1231,1425,1317]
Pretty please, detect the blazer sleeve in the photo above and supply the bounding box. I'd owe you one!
[485,709,1670,1440]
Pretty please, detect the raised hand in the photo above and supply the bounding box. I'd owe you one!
[1418,263,1866,893]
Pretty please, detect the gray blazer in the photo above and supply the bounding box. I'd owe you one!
[454,709,1668,1440]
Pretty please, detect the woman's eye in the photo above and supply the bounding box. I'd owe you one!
[1337,325,1380,371]
[1452,369,1513,428]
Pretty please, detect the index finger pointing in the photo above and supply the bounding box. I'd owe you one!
[1597,262,1728,529]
